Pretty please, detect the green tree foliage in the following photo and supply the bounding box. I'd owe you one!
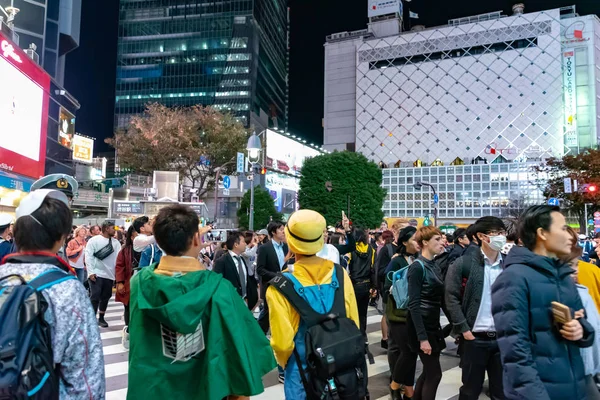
[299,151,386,228]
[238,186,283,231]
[534,149,600,228]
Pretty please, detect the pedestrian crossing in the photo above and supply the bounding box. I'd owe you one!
[102,299,489,400]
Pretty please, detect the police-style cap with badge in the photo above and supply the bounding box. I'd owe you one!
[31,174,78,200]
[0,214,12,232]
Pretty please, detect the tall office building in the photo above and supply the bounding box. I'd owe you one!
[114,0,289,132]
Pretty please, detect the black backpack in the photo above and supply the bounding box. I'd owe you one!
[0,269,76,399]
[348,246,374,284]
[269,265,368,400]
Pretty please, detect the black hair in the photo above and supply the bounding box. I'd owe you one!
[465,224,476,242]
[132,216,149,234]
[473,216,506,246]
[267,221,285,238]
[0,224,10,236]
[503,218,519,243]
[445,234,453,243]
[101,221,115,233]
[153,205,199,256]
[244,231,254,245]
[519,205,561,251]
[125,225,136,248]
[453,228,467,245]
[226,231,244,250]
[14,197,72,251]
[330,232,345,245]
[395,226,417,256]
[90,225,101,234]
[594,232,600,240]
[354,228,369,244]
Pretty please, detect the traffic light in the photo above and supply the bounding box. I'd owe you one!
[581,184,598,193]
[260,167,267,175]
[590,185,597,193]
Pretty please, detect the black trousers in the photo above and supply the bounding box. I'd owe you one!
[90,277,113,317]
[414,352,442,400]
[258,296,270,334]
[388,321,417,386]
[353,282,371,342]
[459,338,504,400]
[124,304,130,327]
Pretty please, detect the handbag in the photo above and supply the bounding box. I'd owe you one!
[68,241,82,260]
[93,239,115,261]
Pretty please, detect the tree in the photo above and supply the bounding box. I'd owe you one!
[237,186,283,231]
[298,151,386,228]
[534,149,600,229]
[106,103,248,198]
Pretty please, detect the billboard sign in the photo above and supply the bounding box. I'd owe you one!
[563,49,578,148]
[58,108,75,148]
[0,32,49,179]
[368,0,400,18]
[265,130,321,178]
[72,134,94,163]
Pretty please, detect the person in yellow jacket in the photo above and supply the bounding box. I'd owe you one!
[578,259,600,314]
[267,209,360,399]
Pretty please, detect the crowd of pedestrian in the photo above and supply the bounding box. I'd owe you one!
[3,173,600,399]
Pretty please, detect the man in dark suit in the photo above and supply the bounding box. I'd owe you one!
[214,231,258,311]
[256,221,288,383]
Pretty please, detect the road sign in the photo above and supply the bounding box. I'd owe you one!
[594,212,600,218]
[223,189,230,196]
[564,178,572,194]
[547,198,560,206]
[236,152,245,174]
[433,194,439,204]
[223,175,231,189]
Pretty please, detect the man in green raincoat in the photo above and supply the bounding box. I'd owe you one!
[127,204,276,400]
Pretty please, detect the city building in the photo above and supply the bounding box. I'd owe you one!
[114,0,289,132]
[324,4,600,223]
[1,1,82,178]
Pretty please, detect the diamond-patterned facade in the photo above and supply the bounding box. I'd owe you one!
[353,9,600,167]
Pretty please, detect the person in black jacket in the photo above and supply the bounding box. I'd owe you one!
[213,231,259,311]
[445,217,506,400]
[256,221,289,333]
[348,229,376,344]
[446,228,470,267]
[385,226,419,400]
[492,205,595,400]
[405,226,447,400]
[375,229,396,348]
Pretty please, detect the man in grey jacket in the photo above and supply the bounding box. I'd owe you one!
[445,216,507,400]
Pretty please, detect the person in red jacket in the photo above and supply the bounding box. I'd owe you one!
[115,225,140,350]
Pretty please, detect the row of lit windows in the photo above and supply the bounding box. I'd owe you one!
[119,38,249,56]
[382,162,538,176]
[116,91,249,102]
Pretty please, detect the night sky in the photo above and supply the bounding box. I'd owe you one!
[64,0,599,154]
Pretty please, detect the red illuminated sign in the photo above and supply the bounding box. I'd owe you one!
[0,32,49,179]
[1,40,22,63]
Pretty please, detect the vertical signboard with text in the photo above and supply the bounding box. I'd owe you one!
[72,134,94,163]
[0,32,50,179]
[563,48,578,149]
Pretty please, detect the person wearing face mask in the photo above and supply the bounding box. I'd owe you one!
[445,216,507,400]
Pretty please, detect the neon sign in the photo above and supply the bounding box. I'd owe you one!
[1,40,22,63]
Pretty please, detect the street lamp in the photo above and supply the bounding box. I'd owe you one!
[247,132,262,231]
[414,181,438,227]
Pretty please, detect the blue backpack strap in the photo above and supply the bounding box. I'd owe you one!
[28,269,75,291]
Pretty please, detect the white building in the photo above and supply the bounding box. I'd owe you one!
[324,4,600,223]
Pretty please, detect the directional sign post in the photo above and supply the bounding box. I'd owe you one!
[223,175,231,189]
[433,193,439,205]
[547,198,560,206]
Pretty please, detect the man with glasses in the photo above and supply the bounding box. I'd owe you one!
[445,216,507,400]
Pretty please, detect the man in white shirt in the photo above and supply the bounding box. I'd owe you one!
[444,216,507,400]
[133,216,155,252]
[86,221,122,327]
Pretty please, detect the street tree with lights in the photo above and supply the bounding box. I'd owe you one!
[298,151,386,228]
[106,103,248,198]
[534,149,600,230]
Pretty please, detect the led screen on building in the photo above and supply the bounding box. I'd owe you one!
[0,32,49,179]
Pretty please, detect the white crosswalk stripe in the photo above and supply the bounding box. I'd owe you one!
[101,298,478,399]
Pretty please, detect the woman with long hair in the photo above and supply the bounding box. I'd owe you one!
[385,226,420,399]
[66,226,87,283]
[115,225,140,349]
[404,226,446,400]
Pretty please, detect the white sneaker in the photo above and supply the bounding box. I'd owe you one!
[122,326,130,350]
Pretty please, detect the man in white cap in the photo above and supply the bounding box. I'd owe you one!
[0,214,13,261]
